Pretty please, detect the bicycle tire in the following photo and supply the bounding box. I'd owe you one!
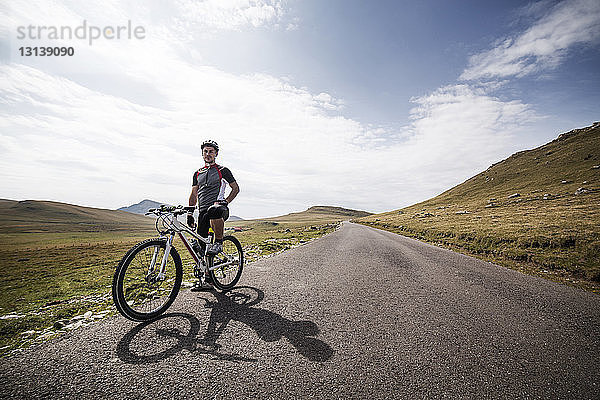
[112,238,182,321]
[208,235,244,291]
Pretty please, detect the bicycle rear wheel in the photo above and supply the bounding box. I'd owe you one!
[208,235,244,291]
[112,238,182,321]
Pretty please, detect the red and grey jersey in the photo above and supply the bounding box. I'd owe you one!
[192,164,236,210]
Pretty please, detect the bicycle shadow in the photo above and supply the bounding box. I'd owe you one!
[200,286,333,362]
[116,312,257,364]
[116,286,333,364]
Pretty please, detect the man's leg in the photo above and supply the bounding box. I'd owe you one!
[206,204,228,255]
[191,209,213,291]
[207,218,224,255]
[210,218,224,240]
[196,209,210,252]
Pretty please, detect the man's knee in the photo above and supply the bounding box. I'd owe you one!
[207,204,228,220]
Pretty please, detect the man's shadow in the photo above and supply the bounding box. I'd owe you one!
[117,286,333,364]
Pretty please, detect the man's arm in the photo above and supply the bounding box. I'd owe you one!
[225,181,239,204]
[189,185,198,206]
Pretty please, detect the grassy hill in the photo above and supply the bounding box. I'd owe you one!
[356,122,600,292]
[265,205,371,223]
[226,205,371,260]
[227,205,371,233]
[225,205,370,228]
[0,199,155,234]
[0,200,162,354]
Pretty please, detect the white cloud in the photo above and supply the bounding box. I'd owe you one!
[286,16,300,31]
[0,0,553,218]
[336,85,540,211]
[2,60,538,217]
[171,0,284,33]
[0,61,363,216]
[461,0,600,81]
[404,85,538,173]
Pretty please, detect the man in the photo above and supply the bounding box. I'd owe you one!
[188,139,240,290]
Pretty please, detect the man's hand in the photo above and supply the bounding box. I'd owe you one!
[187,214,196,229]
[214,200,228,206]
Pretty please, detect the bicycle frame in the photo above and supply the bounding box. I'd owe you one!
[149,211,238,279]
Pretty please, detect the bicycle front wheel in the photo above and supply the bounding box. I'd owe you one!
[112,238,182,321]
[208,235,244,291]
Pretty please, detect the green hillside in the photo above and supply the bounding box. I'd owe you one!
[433,122,600,204]
[0,199,155,234]
[357,122,600,292]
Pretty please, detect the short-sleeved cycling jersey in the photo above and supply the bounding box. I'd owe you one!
[192,164,235,210]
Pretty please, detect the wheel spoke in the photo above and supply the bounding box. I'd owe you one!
[209,236,244,290]
[114,239,182,320]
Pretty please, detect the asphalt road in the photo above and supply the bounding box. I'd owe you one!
[1,222,599,399]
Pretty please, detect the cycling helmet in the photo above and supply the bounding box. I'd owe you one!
[201,139,219,153]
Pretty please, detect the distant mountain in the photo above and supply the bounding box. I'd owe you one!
[0,199,155,234]
[303,206,372,218]
[119,199,244,220]
[118,199,166,215]
[265,205,372,223]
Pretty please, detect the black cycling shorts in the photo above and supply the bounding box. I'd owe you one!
[197,204,229,237]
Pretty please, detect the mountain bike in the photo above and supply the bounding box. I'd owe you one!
[112,205,244,322]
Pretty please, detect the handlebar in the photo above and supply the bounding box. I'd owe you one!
[145,205,198,235]
[145,205,196,216]
[144,204,196,215]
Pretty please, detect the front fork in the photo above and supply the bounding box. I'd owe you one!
[148,234,175,281]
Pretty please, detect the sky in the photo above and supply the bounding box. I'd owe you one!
[1,0,599,218]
